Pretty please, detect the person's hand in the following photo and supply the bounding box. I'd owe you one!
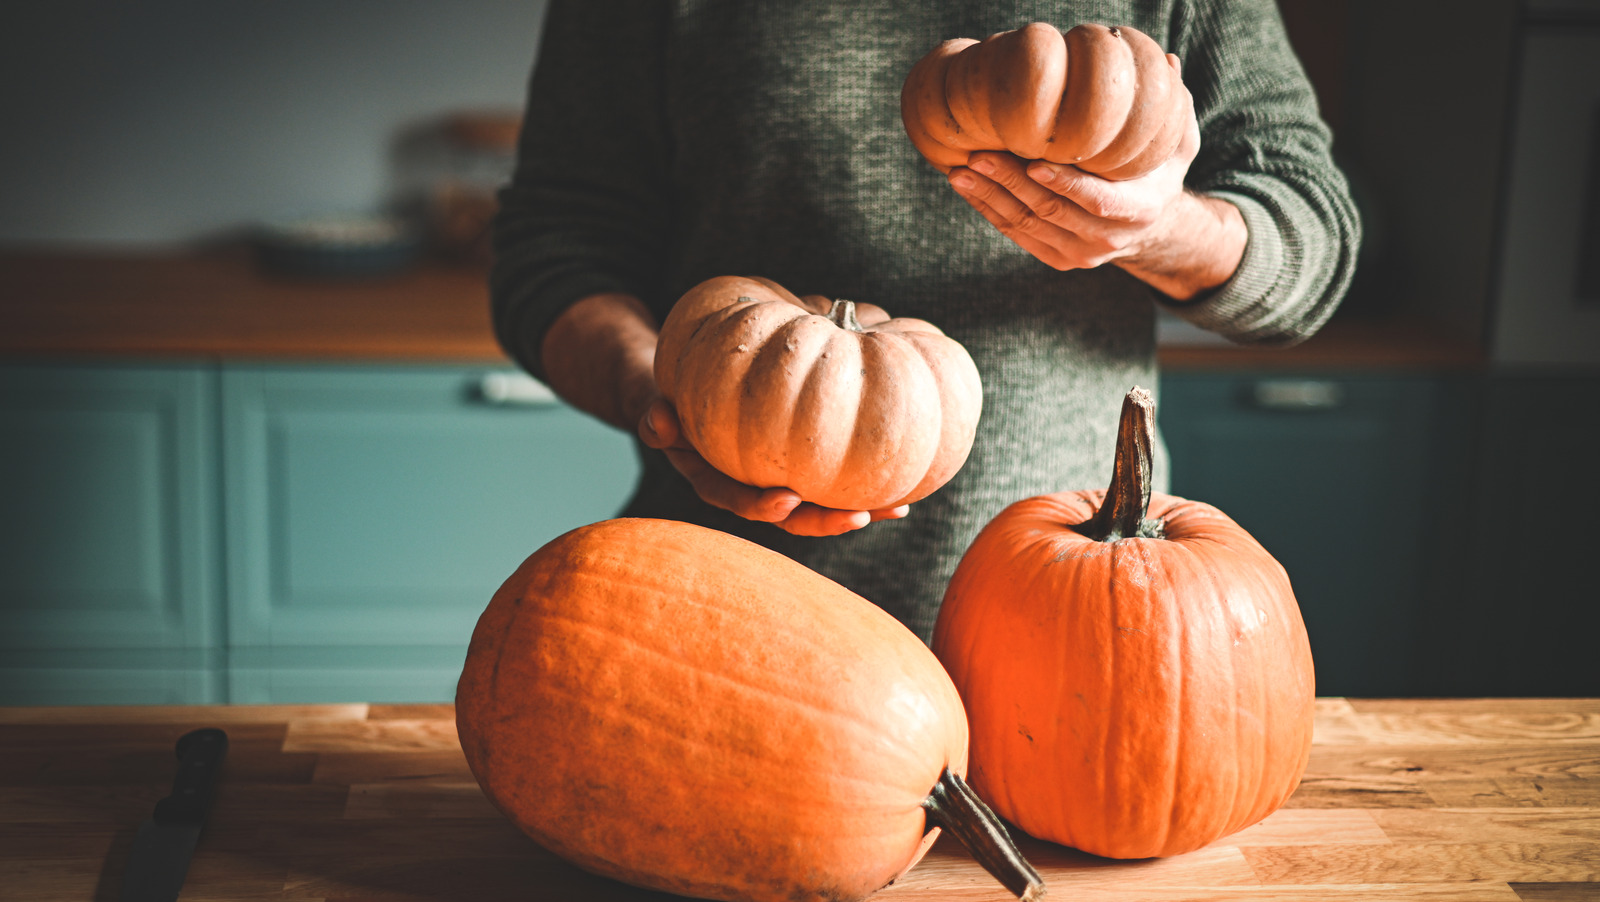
[945,81,1205,278]
[637,398,910,537]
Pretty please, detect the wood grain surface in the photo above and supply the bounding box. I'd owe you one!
[1,699,1594,901]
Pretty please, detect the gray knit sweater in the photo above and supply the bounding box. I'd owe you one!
[491,0,1360,642]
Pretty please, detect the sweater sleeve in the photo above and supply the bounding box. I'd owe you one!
[490,0,673,382]
[1164,0,1362,346]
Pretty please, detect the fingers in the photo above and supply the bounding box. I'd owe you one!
[774,505,872,537]
[958,152,1091,226]
[954,186,1083,270]
[1025,159,1144,222]
[950,154,1133,270]
[949,157,1088,269]
[771,501,910,537]
[662,445,804,522]
[643,397,909,536]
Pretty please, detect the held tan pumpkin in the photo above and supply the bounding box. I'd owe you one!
[931,388,1316,859]
[457,518,1043,902]
[654,275,983,511]
[902,22,1189,180]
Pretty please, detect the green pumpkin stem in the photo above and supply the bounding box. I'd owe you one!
[922,769,1047,900]
[1081,386,1166,542]
[827,299,864,332]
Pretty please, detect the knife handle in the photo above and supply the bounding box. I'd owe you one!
[153,728,228,826]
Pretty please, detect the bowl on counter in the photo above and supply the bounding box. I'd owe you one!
[254,213,422,279]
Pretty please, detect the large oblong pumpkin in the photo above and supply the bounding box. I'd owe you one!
[654,275,983,511]
[457,518,1042,902]
[932,388,1315,859]
[902,22,1189,180]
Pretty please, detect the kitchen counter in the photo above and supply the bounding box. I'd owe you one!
[2,699,1594,901]
[0,249,1486,369]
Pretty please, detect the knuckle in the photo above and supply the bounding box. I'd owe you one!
[1009,212,1049,238]
[992,217,1025,240]
[1031,194,1071,221]
[1081,194,1118,220]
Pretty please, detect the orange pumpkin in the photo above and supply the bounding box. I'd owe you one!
[457,518,1043,902]
[902,22,1189,180]
[931,388,1315,859]
[654,275,983,511]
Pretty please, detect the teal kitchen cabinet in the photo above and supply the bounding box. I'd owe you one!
[0,362,224,704]
[0,361,638,706]
[1426,371,1600,697]
[219,364,638,703]
[1158,372,1472,698]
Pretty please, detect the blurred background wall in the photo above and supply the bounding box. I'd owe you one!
[0,0,547,247]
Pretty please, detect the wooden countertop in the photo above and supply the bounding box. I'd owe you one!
[0,249,502,362]
[0,249,1486,370]
[3,699,1595,901]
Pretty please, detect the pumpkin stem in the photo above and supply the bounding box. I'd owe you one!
[1079,386,1166,542]
[826,299,864,332]
[923,769,1047,900]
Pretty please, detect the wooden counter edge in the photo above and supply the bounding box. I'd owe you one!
[1,249,1488,370]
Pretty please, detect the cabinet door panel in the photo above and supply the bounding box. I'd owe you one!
[0,363,218,652]
[1441,372,1600,696]
[222,366,638,650]
[1159,374,1442,697]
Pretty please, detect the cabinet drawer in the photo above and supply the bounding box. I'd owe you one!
[221,365,638,651]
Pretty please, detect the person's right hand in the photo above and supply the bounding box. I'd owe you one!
[637,398,909,538]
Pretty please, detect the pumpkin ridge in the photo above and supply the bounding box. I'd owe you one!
[816,334,889,507]
[1243,548,1295,831]
[1241,563,1274,838]
[1240,548,1281,837]
[1034,522,1088,846]
[898,330,982,505]
[657,289,757,397]
[1104,536,1140,852]
[1160,538,1189,856]
[950,530,1011,825]
[685,300,787,478]
[1075,27,1170,172]
[861,332,945,506]
[946,38,1004,149]
[523,606,948,771]
[1217,541,1251,841]
[498,668,933,806]
[530,543,968,749]
[772,314,856,493]
[519,558,948,697]
[1174,537,1250,848]
[1099,521,1123,850]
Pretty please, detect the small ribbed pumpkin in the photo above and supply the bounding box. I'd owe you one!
[457,518,1043,902]
[654,275,983,511]
[931,388,1315,859]
[902,22,1188,180]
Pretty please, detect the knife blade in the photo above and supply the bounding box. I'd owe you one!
[119,727,228,902]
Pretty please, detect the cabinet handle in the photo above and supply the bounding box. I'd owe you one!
[1250,379,1345,411]
[478,372,559,406]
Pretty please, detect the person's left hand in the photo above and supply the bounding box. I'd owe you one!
[638,397,910,537]
[946,87,1201,274]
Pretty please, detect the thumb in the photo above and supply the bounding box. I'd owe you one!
[638,397,682,449]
